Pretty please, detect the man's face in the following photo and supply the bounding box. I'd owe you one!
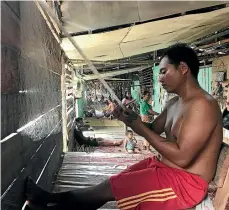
[158,57,184,93]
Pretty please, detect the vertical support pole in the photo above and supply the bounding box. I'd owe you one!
[71,67,77,119]
[61,55,68,152]
[153,51,156,111]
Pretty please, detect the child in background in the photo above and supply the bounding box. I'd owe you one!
[124,130,140,153]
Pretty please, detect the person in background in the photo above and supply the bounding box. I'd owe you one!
[140,90,159,151]
[124,130,140,153]
[103,99,116,119]
[222,84,229,130]
[213,81,224,109]
[213,81,223,97]
[122,91,136,110]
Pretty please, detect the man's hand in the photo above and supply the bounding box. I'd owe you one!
[113,106,144,135]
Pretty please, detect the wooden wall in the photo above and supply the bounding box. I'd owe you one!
[1,2,63,209]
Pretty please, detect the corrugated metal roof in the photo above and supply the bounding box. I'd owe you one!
[61,7,229,62]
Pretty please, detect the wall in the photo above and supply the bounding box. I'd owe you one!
[198,67,212,94]
[212,55,229,107]
[131,80,141,105]
[1,2,63,209]
[212,55,229,83]
[152,66,161,113]
[77,97,86,118]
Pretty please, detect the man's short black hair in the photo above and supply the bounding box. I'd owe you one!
[161,43,199,78]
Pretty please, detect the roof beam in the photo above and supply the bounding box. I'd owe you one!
[197,38,229,49]
[83,66,150,80]
[192,29,229,46]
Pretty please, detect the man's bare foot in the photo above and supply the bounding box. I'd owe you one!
[26,200,62,210]
[25,177,53,205]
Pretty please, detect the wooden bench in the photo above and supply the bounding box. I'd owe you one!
[189,130,229,210]
[212,129,229,210]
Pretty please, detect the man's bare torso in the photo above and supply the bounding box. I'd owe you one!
[161,94,223,183]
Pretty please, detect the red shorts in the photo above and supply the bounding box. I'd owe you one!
[110,157,208,210]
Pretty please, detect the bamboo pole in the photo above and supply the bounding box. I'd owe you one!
[61,55,68,152]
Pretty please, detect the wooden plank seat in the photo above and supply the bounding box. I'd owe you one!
[189,138,229,210]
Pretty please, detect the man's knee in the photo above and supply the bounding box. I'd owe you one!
[95,179,115,201]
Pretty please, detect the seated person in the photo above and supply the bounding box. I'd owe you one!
[85,107,96,117]
[124,130,140,153]
[96,137,123,147]
[25,44,223,210]
[74,126,123,147]
[103,99,116,118]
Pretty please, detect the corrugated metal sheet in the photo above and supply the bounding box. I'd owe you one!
[53,152,150,209]
[62,7,229,62]
[61,1,226,33]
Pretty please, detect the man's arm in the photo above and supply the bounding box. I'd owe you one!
[148,108,167,134]
[139,99,218,168]
[122,98,126,104]
[132,137,137,144]
[148,109,159,116]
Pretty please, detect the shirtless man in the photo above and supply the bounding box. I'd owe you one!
[25,43,223,210]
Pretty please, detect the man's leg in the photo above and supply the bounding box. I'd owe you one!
[25,177,114,210]
[25,158,157,210]
[26,157,208,210]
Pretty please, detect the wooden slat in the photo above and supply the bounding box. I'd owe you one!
[213,167,229,210]
[1,132,62,210]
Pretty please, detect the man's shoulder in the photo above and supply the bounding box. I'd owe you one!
[122,98,127,104]
[191,93,218,108]
[188,93,221,118]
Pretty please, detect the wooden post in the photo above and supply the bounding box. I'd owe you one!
[213,166,229,210]
[213,136,229,210]
[61,55,68,152]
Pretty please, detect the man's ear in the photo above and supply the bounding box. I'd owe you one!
[179,62,189,75]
